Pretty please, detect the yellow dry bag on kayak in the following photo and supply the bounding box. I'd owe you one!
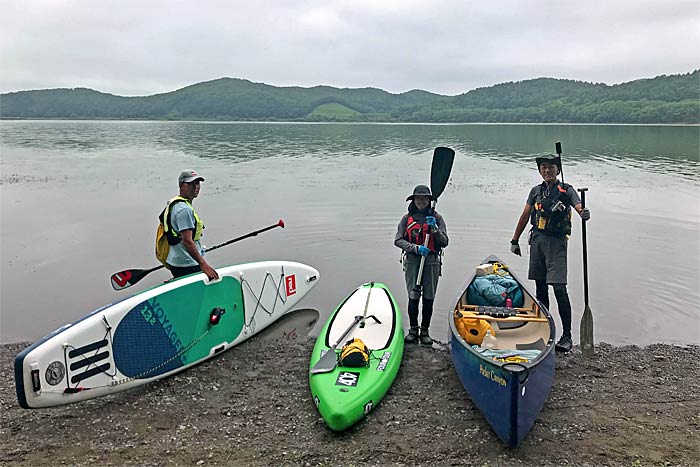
[339,338,370,367]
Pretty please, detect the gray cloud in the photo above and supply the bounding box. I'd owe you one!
[1,0,698,96]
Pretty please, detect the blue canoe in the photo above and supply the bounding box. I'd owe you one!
[448,255,556,447]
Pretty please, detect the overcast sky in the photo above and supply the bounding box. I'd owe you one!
[1,0,698,96]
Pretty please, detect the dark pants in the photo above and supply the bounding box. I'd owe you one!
[407,297,434,330]
[536,280,572,338]
[169,264,201,278]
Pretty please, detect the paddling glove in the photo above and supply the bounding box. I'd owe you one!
[426,216,437,230]
[580,208,590,221]
[417,245,430,256]
[510,240,521,256]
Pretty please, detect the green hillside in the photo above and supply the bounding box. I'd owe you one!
[1,71,697,123]
[307,102,360,121]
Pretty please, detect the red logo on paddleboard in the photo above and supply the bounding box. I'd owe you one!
[285,275,297,296]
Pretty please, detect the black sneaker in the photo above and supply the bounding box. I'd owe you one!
[405,327,419,344]
[419,328,433,346]
[555,335,572,353]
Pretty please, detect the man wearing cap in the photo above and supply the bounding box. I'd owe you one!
[394,184,449,345]
[161,169,218,281]
[510,155,590,352]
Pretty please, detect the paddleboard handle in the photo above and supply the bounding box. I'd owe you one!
[209,307,226,326]
[30,363,41,393]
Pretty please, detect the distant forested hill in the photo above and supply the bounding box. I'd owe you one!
[1,71,698,123]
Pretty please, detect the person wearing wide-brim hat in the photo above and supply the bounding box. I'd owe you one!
[510,155,590,353]
[159,169,219,281]
[394,184,449,345]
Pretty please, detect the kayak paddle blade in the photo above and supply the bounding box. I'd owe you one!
[430,146,455,200]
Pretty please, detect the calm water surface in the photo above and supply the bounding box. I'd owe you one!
[1,121,699,346]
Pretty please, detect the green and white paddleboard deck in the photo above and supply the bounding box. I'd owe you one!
[15,261,319,409]
[309,282,403,431]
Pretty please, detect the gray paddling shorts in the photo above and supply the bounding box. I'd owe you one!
[404,253,441,300]
[528,232,568,284]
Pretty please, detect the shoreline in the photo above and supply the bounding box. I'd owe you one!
[1,118,699,126]
[2,338,698,466]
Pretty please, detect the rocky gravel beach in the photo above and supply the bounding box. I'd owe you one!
[1,335,698,467]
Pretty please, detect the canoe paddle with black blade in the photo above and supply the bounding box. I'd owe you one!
[110,219,285,290]
[578,188,594,358]
[414,146,455,291]
[555,141,565,184]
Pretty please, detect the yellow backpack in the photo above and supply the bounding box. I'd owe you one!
[155,222,171,268]
[339,338,370,367]
[155,198,187,268]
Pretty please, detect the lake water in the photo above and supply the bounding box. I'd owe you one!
[1,121,698,346]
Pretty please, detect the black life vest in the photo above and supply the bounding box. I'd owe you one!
[404,214,437,252]
[530,181,572,237]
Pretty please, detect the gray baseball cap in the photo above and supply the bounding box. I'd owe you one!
[178,169,205,185]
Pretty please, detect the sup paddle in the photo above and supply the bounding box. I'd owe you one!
[415,147,455,290]
[110,219,285,291]
[311,283,380,374]
[578,188,594,358]
[311,315,363,375]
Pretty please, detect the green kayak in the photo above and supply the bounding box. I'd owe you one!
[309,282,404,431]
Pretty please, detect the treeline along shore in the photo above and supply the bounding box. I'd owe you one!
[0,70,698,124]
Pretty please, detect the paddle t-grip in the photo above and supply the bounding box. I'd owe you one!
[578,187,588,208]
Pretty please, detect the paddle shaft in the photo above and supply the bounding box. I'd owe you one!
[415,200,436,286]
[310,315,363,374]
[580,190,589,305]
[360,282,374,328]
[329,316,363,350]
[205,220,284,253]
[110,220,284,290]
[579,188,594,358]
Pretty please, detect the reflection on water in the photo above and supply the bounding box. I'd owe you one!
[3,121,699,174]
[1,121,698,346]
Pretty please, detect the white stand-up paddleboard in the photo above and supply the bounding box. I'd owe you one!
[15,261,319,408]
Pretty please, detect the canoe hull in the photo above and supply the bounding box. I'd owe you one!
[449,255,555,447]
[449,328,554,446]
